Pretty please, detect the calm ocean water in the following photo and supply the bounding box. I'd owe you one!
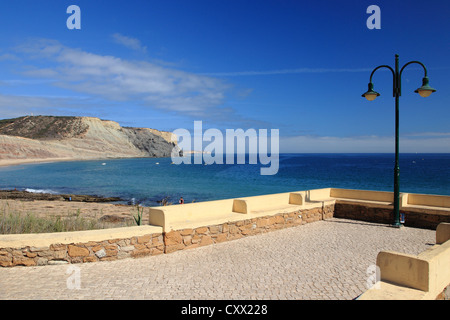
[0,153,448,206]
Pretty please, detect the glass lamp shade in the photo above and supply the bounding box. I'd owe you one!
[362,82,380,101]
[364,92,379,101]
[415,77,436,98]
[417,89,434,98]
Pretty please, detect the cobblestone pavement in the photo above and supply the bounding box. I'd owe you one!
[0,218,435,300]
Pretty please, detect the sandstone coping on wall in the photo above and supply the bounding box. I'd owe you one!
[0,204,334,267]
[0,226,164,267]
[334,201,450,229]
[1,188,449,268]
[163,204,335,254]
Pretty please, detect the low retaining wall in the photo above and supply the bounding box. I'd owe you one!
[335,201,450,229]
[303,188,450,229]
[0,226,164,267]
[164,204,334,254]
[1,188,449,269]
[0,203,334,267]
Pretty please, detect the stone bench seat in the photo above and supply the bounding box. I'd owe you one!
[232,192,304,215]
[149,199,238,232]
[309,188,450,212]
[330,188,393,205]
[359,223,450,300]
[149,188,450,233]
[401,193,450,212]
[302,188,394,207]
[149,192,312,232]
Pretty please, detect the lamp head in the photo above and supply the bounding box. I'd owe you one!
[415,76,436,98]
[362,82,380,101]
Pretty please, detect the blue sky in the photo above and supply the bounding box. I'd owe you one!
[0,0,449,152]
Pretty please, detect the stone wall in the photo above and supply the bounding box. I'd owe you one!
[0,233,164,267]
[0,204,334,267]
[2,194,449,268]
[334,201,450,229]
[164,204,335,254]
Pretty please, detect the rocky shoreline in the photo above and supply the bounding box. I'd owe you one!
[0,189,122,203]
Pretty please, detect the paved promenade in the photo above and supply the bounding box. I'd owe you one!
[0,218,435,300]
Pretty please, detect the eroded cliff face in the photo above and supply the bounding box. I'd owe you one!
[0,116,179,161]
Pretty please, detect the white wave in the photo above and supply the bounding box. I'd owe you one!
[25,188,58,195]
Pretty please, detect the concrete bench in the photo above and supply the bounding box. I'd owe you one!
[359,222,450,300]
[149,192,310,232]
[327,188,450,211]
[302,188,393,205]
[330,188,393,205]
[232,192,304,215]
[401,193,450,212]
[149,198,250,232]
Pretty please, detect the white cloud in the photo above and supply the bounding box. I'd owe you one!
[0,94,66,119]
[12,39,230,118]
[403,132,450,138]
[0,53,20,62]
[202,67,374,77]
[279,134,450,153]
[0,93,103,119]
[112,33,147,52]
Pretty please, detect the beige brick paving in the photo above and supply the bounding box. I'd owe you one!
[0,218,435,300]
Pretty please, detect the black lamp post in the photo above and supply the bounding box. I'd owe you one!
[362,54,436,227]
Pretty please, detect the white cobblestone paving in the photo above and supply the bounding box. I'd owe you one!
[0,218,435,300]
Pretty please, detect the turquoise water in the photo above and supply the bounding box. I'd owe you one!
[0,153,449,206]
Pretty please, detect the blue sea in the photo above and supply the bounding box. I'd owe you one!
[0,153,449,206]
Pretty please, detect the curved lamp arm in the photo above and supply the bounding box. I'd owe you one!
[400,60,428,77]
[368,65,396,97]
[369,65,395,82]
[398,61,428,97]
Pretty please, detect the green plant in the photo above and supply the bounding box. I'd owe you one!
[0,202,108,234]
[133,205,144,226]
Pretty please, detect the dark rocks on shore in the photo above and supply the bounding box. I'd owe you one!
[0,189,122,203]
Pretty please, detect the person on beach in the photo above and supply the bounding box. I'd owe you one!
[179,197,184,204]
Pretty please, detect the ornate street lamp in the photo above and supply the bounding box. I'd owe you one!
[362,54,436,227]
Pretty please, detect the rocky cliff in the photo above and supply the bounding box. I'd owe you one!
[0,116,180,163]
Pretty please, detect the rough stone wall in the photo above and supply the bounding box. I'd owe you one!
[2,200,449,268]
[0,204,334,267]
[164,204,335,254]
[0,233,164,267]
[334,201,450,230]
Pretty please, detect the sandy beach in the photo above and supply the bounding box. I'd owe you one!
[0,157,122,168]
[0,157,79,168]
[0,154,157,230]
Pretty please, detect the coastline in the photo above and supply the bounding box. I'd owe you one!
[0,189,122,202]
[0,156,149,168]
[1,153,448,168]
[0,157,79,168]
[1,154,448,203]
